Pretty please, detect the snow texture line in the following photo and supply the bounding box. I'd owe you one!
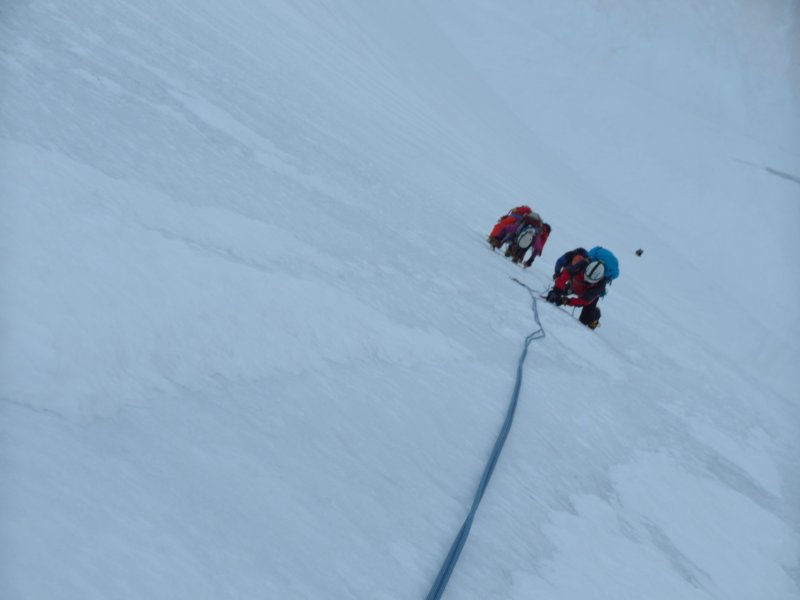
[425,277,545,600]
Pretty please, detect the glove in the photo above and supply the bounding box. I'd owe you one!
[546,289,571,306]
[552,272,559,280]
[546,289,563,304]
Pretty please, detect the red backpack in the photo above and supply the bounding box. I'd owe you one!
[509,205,532,217]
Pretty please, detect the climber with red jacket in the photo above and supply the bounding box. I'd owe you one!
[487,205,535,249]
[488,206,551,267]
[546,246,619,329]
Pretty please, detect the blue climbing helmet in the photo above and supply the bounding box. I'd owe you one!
[587,246,619,281]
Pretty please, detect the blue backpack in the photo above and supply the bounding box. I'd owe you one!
[588,246,619,281]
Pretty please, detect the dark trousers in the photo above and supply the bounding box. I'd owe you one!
[579,298,601,327]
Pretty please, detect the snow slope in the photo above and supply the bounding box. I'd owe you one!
[425,0,800,402]
[1,1,797,598]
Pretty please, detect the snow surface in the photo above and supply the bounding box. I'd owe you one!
[1,1,798,598]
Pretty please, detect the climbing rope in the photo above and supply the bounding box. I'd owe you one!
[425,277,546,600]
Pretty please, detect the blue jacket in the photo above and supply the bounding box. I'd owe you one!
[553,247,588,278]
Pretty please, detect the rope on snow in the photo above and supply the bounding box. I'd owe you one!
[425,277,546,600]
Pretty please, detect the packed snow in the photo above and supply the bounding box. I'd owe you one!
[1,1,798,598]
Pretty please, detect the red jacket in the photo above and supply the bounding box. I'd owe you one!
[532,228,550,258]
[490,209,541,240]
[489,215,519,240]
[554,265,606,306]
